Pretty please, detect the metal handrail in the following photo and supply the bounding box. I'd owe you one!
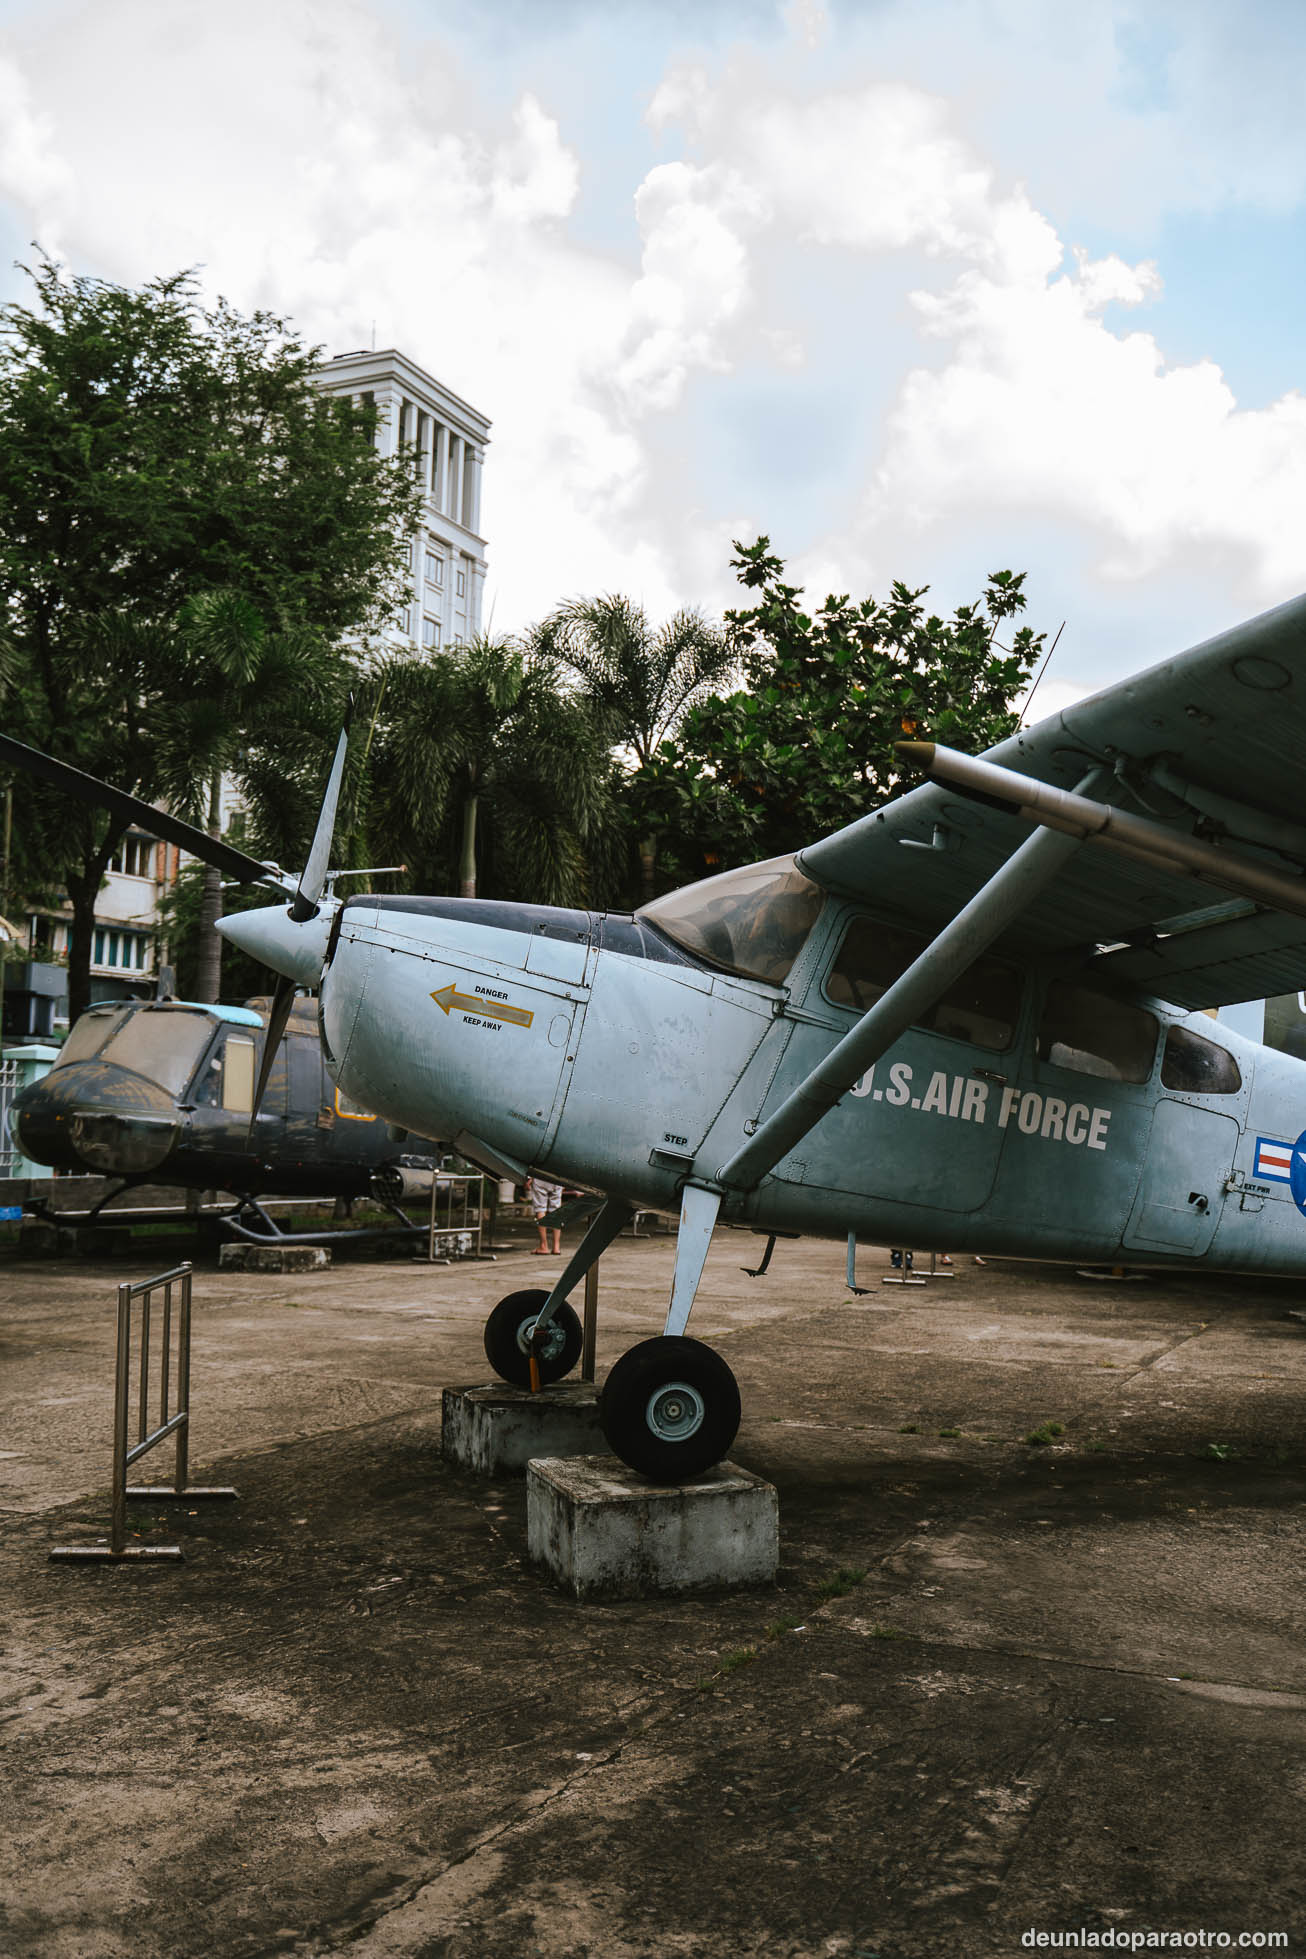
[50,1262,236,1564]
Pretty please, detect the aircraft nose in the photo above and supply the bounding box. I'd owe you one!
[215,903,335,987]
[13,1062,180,1173]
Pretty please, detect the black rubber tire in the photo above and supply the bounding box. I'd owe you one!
[483,1289,583,1389]
[599,1335,741,1481]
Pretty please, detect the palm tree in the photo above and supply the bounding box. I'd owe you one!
[529,595,734,901]
[368,637,615,906]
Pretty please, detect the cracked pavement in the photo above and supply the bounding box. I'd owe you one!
[2,1225,1305,1956]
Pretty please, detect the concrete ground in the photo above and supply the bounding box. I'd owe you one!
[2,1222,1305,1958]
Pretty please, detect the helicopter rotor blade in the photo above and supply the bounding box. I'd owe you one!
[290,698,353,923]
[248,975,298,1133]
[0,732,293,891]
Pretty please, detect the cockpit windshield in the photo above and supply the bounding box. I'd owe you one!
[637,855,824,986]
[50,1006,131,1068]
[97,1008,217,1096]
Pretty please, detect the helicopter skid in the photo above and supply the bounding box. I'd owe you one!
[221,1195,428,1246]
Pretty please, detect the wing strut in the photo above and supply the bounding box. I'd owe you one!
[715,782,1101,1196]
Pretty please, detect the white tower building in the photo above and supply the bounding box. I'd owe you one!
[313,348,491,651]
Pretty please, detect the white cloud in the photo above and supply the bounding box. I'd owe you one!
[870,247,1306,599]
[0,50,71,249]
[0,0,1303,653]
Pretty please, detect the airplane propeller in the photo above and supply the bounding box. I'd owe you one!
[289,703,352,924]
[0,732,297,895]
[246,699,354,1127]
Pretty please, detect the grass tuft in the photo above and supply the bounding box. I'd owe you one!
[815,1566,868,1602]
[1025,1421,1065,1446]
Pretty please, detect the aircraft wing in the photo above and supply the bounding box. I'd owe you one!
[797,590,1306,1010]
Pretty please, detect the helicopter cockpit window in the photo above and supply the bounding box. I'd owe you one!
[825,918,1021,1049]
[50,1007,131,1068]
[1036,982,1158,1083]
[637,855,824,987]
[1161,1024,1242,1095]
[98,1009,216,1097]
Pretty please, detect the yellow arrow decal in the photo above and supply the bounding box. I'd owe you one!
[430,982,534,1029]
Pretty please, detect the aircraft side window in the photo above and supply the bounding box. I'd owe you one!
[335,1086,377,1121]
[1161,1025,1241,1095]
[1036,982,1158,1083]
[221,1035,256,1114]
[824,918,1020,1050]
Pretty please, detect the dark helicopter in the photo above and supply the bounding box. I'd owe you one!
[10,985,442,1242]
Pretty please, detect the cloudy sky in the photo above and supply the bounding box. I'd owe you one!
[1,0,1303,711]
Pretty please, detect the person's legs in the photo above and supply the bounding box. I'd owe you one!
[534,1211,549,1252]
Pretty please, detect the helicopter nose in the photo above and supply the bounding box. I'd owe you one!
[13,1062,180,1173]
[215,902,335,987]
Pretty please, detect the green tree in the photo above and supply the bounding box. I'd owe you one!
[0,257,421,1017]
[367,638,618,908]
[528,594,735,905]
[632,537,1045,885]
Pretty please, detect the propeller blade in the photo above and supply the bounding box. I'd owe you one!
[290,698,354,923]
[248,975,298,1135]
[0,732,292,890]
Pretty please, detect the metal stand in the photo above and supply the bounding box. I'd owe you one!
[881,1249,927,1288]
[50,1263,236,1563]
[414,1173,496,1264]
[881,1247,954,1287]
[581,1263,599,1383]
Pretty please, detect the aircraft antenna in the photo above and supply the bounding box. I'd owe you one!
[1019,619,1065,730]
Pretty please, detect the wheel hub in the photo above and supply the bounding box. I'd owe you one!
[645,1380,705,1442]
[517,1314,567,1362]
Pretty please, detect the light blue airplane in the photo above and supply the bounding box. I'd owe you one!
[9,590,1306,1480]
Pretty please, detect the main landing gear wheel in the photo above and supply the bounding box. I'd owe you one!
[484,1289,583,1389]
[599,1335,741,1481]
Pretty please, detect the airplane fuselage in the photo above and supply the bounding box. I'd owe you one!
[319,894,1306,1279]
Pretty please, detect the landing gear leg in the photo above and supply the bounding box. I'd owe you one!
[600,1182,741,1480]
[483,1195,633,1390]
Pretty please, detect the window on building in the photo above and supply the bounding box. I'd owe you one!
[422,616,441,649]
[1161,1025,1242,1095]
[424,549,445,588]
[92,928,151,972]
[1035,981,1158,1082]
[824,918,1022,1049]
[109,835,155,878]
[456,569,466,597]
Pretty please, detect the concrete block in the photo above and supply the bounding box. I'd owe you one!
[527,1455,779,1599]
[441,1382,604,1477]
[218,1243,331,1273]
